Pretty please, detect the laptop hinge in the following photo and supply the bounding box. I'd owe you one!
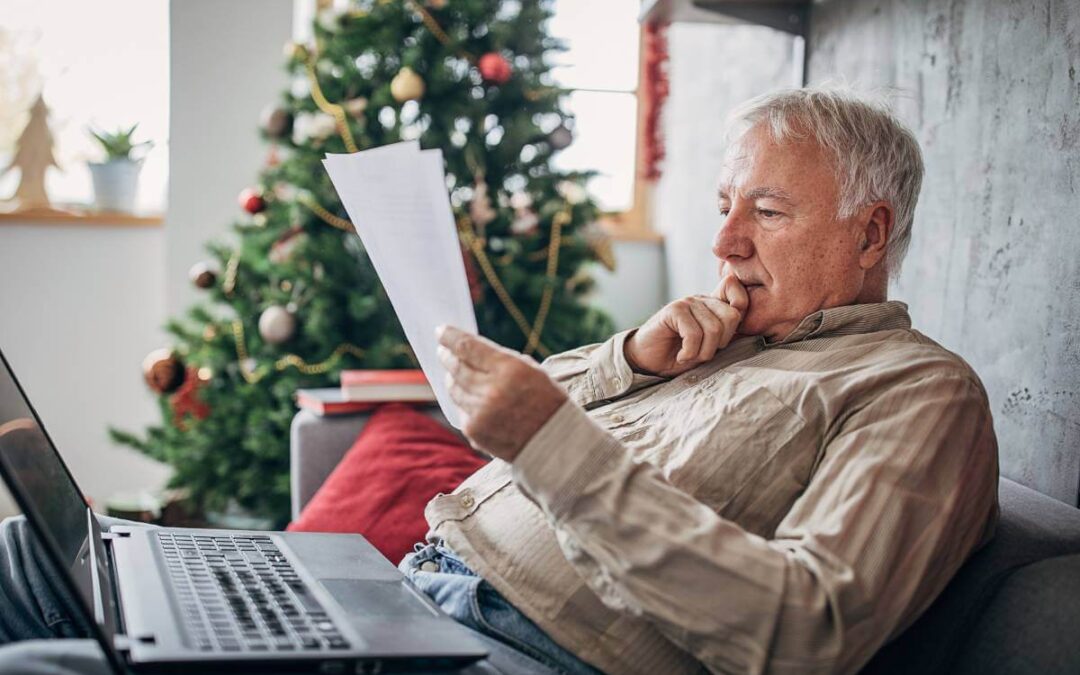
[100,531,130,540]
[113,633,156,653]
[112,634,132,656]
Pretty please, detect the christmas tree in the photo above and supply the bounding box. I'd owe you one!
[111,0,617,527]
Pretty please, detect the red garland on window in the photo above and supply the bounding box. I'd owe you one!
[640,21,670,182]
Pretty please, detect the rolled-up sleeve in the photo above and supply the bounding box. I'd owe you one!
[511,373,999,674]
[539,329,667,409]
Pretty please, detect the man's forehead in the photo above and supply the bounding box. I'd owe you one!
[717,128,821,202]
[717,136,769,195]
[717,182,796,203]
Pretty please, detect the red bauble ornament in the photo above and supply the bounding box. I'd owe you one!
[170,368,211,430]
[238,188,266,214]
[478,52,512,85]
[142,349,185,394]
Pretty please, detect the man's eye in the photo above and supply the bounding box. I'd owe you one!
[758,209,781,218]
[719,208,730,217]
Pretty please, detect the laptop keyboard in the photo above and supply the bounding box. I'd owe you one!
[157,532,350,653]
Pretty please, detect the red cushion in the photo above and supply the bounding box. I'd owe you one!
[287,404,487,563]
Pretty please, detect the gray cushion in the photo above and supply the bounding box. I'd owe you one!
[955,554,1080,675]
[862,478,1080,674]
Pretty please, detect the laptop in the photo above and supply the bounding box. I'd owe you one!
[0,348,487,674]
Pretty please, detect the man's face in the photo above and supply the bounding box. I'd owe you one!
[714,123,868,341]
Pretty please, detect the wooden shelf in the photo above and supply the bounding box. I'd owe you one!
[640,0,809,37]
[0,206,163,227]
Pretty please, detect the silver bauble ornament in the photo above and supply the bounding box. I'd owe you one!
[258,305,296,345]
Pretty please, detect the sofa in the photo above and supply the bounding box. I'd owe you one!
[291,407,1080,674]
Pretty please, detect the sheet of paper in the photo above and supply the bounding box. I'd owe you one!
[322,142,477,428]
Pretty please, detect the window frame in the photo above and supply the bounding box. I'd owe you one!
[587,23,662,242]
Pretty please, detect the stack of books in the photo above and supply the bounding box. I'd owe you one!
[295,370,436,416]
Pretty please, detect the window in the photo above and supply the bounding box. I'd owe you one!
[547,0,643,220]
[0,0,169,214]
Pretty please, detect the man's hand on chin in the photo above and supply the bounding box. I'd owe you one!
[623,274,750,377]
[436,325,568,463]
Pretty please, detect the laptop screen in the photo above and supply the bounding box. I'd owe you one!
[0,350,118,641]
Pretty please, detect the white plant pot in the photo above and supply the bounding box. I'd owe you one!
[88,158,143,213]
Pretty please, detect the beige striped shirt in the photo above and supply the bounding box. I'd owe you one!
[424,301,999,675]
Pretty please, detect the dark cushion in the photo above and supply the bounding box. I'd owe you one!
[287,403,488,564]
[862,478,1080,674]
[954,553,1080,675]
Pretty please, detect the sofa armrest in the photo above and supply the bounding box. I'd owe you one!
[290,410,371,520]
[289,405,452,520]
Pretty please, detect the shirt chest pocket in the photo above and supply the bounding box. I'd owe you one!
[640,372,813,529]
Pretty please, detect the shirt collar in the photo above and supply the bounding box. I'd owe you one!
[762,300,912,347]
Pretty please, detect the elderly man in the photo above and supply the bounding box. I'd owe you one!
[0,88,997,675]
[424,87,999,674]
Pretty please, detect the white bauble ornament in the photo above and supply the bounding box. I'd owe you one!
[258,305,296,345]
[557,180,587,205]
[390,67,426,102]
[509,191,532,210]
[511,210,539,235]
[292,111,337,144]
[469,177,496,229]
[290,77,311,99]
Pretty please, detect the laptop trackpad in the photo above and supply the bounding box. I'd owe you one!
[320,579,439,618]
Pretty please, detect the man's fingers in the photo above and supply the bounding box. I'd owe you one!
[687,300,723,362]
[698,296,742,325]
[445,373,483,413]
[438,346,486,388]
[436,325,496,371]
[712,275,749,313]
[672,305,703,363]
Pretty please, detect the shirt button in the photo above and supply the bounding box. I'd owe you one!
[460,494,476,509]
[610,414,624,424]
[419,560,439,573]
[686,374,700,384]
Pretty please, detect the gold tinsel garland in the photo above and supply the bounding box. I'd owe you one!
[299,192,354,232]
[232,320,368,384]
[304,58,359,153]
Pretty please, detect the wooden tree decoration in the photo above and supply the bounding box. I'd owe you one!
[1,93,57,209]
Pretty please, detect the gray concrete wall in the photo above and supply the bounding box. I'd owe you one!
[808,0,1080,504]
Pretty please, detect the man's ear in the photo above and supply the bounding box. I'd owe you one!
[858,202,893,270]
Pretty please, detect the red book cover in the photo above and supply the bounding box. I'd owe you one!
[340,370,429,386]
[338,369,435,403]
[296,389,379,416]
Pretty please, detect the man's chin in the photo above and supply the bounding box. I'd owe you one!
[735,312,777,340]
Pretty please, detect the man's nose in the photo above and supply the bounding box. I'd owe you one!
[712,208,754,261]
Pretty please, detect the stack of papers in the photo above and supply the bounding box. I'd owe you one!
[322,141,478,428]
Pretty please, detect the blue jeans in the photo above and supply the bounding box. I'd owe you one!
[399,541,603,675]
[0,516,604,675]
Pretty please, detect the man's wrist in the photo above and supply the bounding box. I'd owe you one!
[511,399,624,520]
[622,329,655,376]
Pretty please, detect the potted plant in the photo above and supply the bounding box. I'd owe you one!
[87,124,153,213]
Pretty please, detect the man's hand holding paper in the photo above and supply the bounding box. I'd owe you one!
[434,325,567,462]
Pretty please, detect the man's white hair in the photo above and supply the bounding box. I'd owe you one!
[724,87,924,278]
